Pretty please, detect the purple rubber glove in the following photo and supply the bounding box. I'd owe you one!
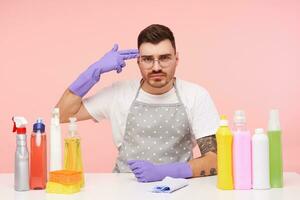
[127,160,193,182]
[69,44,139,97]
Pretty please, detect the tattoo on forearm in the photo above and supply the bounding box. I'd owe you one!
[210,168,217,175]
[200,170,206,177]
[197,135,217,155]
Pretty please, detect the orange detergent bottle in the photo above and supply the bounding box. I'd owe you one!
[30,118,47,189]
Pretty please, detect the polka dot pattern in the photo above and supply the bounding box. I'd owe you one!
[113,98,193,173]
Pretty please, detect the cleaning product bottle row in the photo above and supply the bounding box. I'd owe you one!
[12,107,84,192]
[12,117,48,191]
[216,109,283,190]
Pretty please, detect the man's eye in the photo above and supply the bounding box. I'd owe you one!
[159,56,171,62]
[143,57,153,62]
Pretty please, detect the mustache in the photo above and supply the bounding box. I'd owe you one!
[148,71,166,77]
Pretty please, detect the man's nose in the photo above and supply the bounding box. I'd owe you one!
[152,59,162,71]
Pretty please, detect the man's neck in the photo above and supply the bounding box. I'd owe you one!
[141,78,175,95]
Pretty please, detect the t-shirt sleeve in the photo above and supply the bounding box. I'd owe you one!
[191,89,220,139]
[82,84,116,122]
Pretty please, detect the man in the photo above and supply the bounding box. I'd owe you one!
[56,24,219,182]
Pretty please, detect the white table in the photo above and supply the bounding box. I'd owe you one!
[0,173,299,200]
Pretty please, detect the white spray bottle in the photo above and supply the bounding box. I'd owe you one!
[50,108,62,171]
[12,116,29,191]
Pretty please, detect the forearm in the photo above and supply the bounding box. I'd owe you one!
[188,151,217,177]
[189,134,218,177]
[56,89,82,123]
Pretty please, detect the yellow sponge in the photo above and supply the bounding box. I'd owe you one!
[49,170,82,185]
[46,181,81,194]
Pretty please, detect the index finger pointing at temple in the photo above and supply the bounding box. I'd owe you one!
[118,49,139,55]
[119,49,139,60]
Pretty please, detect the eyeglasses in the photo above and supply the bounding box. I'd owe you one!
[139,54,174,69]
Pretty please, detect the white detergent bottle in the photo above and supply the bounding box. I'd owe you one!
[252,128,270,189]
[50,108,62,171]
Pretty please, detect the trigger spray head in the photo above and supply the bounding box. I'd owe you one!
[12,116,28,134]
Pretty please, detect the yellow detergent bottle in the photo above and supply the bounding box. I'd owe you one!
[64,117,84,187]
[216,115,234,190]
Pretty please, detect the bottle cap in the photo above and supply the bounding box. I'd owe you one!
[255,128,264,134]
[234,110,246,124]
[33,117,45,133]
[268,109,281,131]
[220,115,228,126]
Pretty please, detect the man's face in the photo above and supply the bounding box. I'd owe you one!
[138,39,178,89]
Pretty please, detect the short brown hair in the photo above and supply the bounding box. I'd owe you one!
[138,24,176,51]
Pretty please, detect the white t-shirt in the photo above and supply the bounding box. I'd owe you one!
[83,78,220,148]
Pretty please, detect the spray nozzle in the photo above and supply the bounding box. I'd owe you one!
[51,107,60,126]
[52,108,59,116]
[68,117,77,137]
[12,116,28,134]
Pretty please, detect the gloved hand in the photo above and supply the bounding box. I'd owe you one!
[127,160,193,182]
[69,44,139,97]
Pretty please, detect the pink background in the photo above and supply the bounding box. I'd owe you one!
[1,1,299,173]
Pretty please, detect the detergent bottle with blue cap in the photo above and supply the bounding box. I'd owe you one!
[30,118,47,189]
[12,116,30,191]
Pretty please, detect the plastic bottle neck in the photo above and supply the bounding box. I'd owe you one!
[69,130,78,138]
[234,122,247,131]
[33,130,45,135]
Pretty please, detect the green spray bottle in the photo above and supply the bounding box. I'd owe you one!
[268,109,283,188]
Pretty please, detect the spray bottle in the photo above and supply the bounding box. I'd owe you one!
[12,116,29,191]
[64,117,84,187]
[268,109,283,188]
[216,115,234,190]
[252,128,270,189]
[30,118,47,189]
[50,108,62,171]
[232,110,252,189]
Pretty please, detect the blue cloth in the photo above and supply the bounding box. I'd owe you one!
[151,176,188,193]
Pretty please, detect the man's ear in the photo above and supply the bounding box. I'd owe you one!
[175,51,179,65]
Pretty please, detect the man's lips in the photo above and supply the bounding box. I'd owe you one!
[149,74,165,78]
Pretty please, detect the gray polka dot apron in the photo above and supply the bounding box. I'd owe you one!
[113,79,194,172]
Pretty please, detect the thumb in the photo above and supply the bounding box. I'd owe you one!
[111,43,119,52]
